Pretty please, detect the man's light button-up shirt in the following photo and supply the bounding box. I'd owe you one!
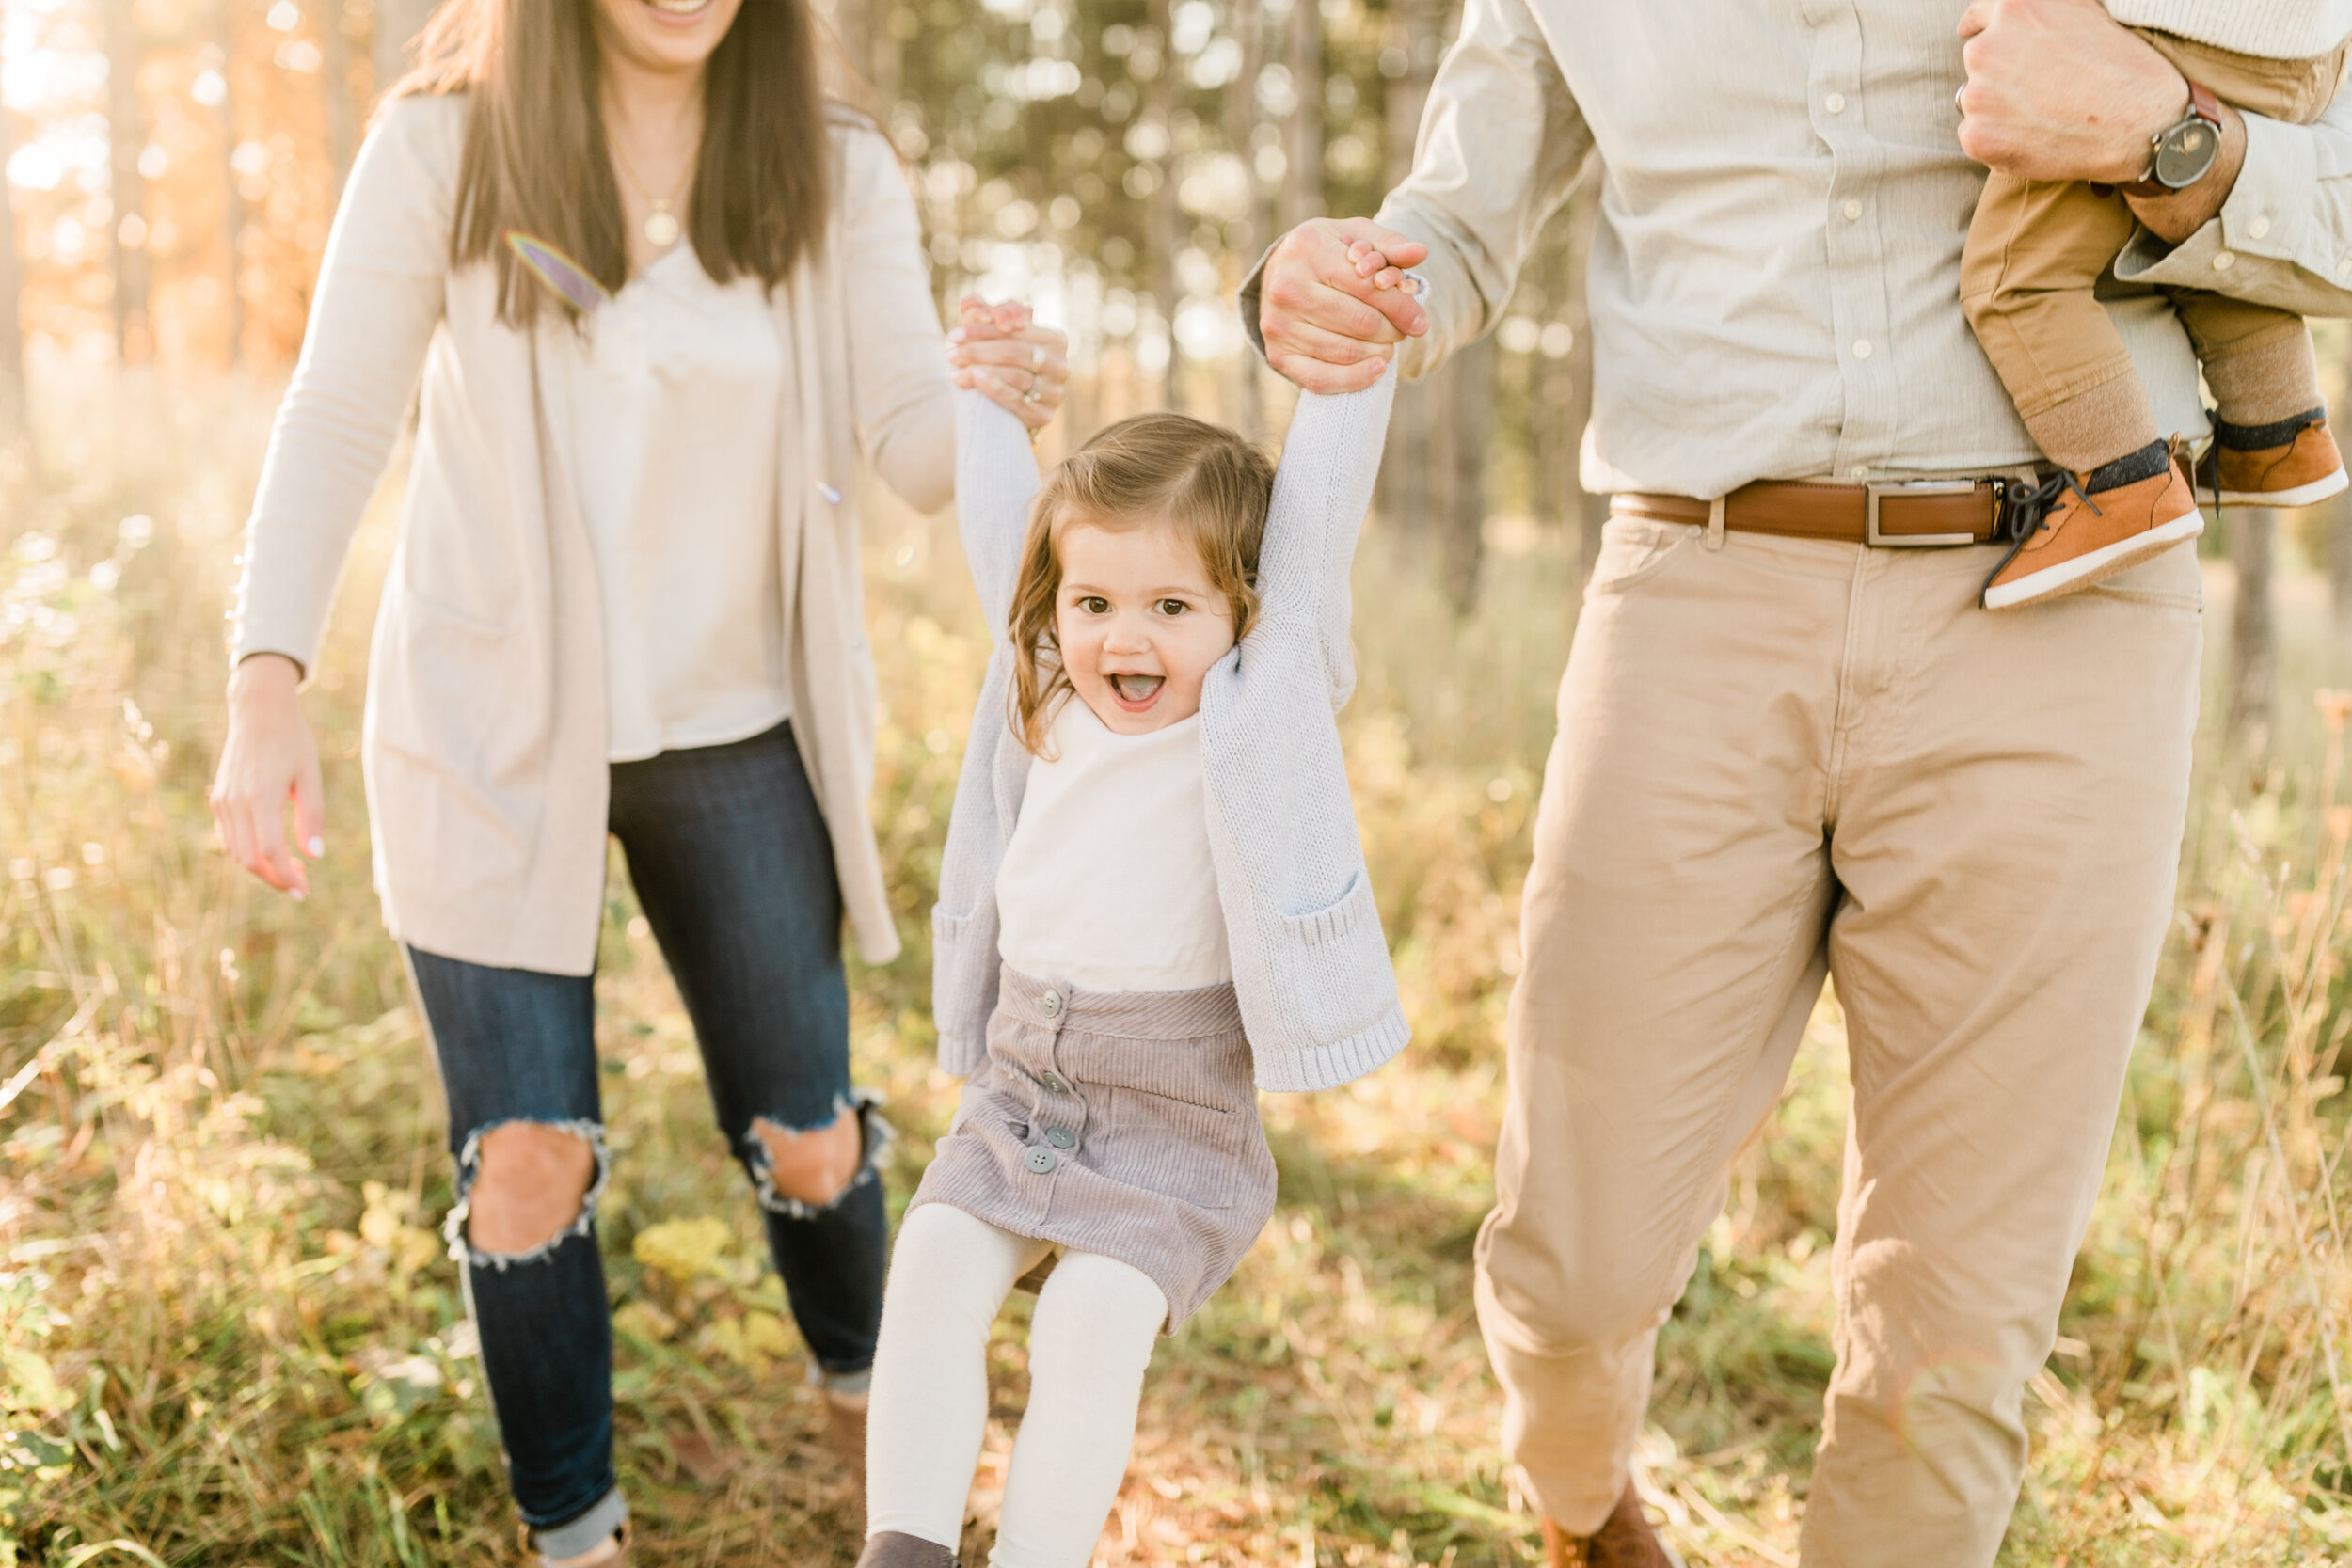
[1825,92,1848,114]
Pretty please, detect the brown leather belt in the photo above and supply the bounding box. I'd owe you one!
[1613,478,2020,547]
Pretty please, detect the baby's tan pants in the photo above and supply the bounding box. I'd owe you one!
[1960,32,2345,471]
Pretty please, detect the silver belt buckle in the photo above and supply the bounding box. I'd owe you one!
[1864,479,1980,547]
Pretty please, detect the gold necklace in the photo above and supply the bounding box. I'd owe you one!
[609,121,693,250]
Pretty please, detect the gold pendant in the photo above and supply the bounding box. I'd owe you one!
[644,207,680,248]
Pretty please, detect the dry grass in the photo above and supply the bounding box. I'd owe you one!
[4,368,2352,1565]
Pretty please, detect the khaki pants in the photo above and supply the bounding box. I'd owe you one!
[1959,33,2344,468]
[1478,518,2201,1564]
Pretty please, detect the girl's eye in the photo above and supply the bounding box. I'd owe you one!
[1156,599,1189,617]
[1079,596,1110,614]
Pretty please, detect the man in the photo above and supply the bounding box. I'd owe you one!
[1248,0,2352,1562]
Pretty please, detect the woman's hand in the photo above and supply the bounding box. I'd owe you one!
[947,296,1071,435]
[210,653,326,900]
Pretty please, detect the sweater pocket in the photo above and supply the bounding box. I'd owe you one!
[1282,871,1376,947]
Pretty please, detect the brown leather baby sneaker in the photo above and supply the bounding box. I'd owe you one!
[1541,1481,1684,1568]
[1981,450,2201,610]
[2197,411,2348,508]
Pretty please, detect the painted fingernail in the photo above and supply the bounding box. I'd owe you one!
[947,327,965,342]
[306,836,325,857]
[290,888,306,903]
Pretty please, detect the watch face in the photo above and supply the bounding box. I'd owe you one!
[2154,119,2219,188]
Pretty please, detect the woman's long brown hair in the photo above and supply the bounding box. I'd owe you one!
[392,0,834,326]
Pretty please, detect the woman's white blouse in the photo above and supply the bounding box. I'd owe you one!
[993,698,1232,993]
[563,245,789,763]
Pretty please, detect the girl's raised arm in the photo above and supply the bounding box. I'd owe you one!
[953,388,1042,641]
[1251,357,1401,708]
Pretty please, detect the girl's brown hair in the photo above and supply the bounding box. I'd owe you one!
[392,0,834,326]
[1008,412,1276,756]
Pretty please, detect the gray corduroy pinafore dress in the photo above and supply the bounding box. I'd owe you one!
[907,965,1278,1331]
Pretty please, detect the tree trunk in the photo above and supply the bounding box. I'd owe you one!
[319,0,358,197]
[1375,0,1438,533]
[1222,0,1265,436]
[1146,0,1184,410]
[219,0,246,369]
[0,72,25,430]
[2327,487,2352,650]
[1560,165,1610,582]
[2228,507,2278,765]
[103,0,152,365]
[1431,334,1492,610]
[1279,0,1320,232]
[372,0,432,100]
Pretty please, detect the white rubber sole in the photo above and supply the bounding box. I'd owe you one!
[1981,507,2204,610]
[2210,466,2349,509]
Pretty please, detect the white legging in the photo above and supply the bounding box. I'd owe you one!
[866,1202,1168,1567]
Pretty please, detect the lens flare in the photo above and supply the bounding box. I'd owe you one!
[504,231,610,314]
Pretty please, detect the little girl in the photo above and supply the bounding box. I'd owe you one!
[855,299,1411,1568]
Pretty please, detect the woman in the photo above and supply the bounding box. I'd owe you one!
[209,0,1067,1560]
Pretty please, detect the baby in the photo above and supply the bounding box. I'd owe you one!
[1967,8,2351,609]
[854,299,1412,1568]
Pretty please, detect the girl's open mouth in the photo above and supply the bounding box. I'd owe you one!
[646,0,715,16]
[1108,673,1165,707]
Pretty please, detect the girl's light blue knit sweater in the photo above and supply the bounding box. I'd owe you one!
[931,368,1409,1092]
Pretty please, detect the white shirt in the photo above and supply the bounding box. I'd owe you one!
[564,245,789,763]
[994,698,1232,993]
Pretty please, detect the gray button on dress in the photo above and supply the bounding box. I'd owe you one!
[908,965,1277,1332]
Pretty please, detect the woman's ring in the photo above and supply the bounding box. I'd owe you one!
[1030,343,1045,372]
[1025,383,1044,404]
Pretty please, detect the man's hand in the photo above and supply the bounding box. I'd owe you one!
[1956,0,2187,184]
[1258,217,1431,394]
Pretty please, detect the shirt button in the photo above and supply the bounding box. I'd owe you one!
[2338,258,2352,279]
[1848,466,1870,480]
[1041,1071,1072,1095]
[2249,215,2272,239]
[1851,339,1873,360]
[1039,989,1063,1018]
[2213,251,2236,272]
[1024,1147,1059,1175]
[1045,1126,1076,1149]
[1841,199,1863,221]
[1824,92,1847,114]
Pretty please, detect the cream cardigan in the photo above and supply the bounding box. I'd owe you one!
[232,94,955,974]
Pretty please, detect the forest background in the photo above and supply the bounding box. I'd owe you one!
[8,0,2352,1563]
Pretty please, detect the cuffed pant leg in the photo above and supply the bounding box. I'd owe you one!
[1959,174,2155,471]
[1479,519,1854,1533]
[1796,542,2202,1566]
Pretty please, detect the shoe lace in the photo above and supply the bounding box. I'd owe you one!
[1997,467,2099,543]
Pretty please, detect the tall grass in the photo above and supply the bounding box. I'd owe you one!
[3,367,2351,1565]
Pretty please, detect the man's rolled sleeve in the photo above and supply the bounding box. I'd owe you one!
[2116,99,2352,317]
[1239,0,1592,380]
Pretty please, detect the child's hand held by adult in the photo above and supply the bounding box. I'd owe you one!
[947,294,1071,434]
[1257,216,1430,394]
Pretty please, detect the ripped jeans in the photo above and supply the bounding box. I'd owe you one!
[406,720,890,1549]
